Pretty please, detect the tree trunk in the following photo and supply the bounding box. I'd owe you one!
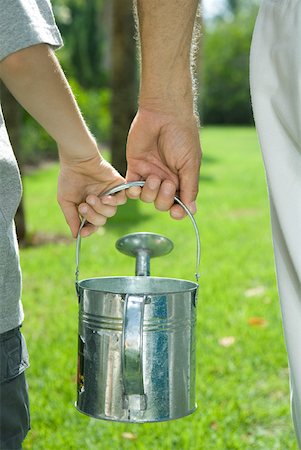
[1,83,27,244]
[111,0,137,176]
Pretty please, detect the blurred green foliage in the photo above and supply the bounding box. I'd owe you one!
[21,82,111,165]
[52,0,110,88]
[21,0,111,165]
[19,1,260,164]
[200,5,258,124]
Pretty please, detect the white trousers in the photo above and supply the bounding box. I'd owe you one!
[250,0,301,446]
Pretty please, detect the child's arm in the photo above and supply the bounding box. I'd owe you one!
[0,44,126,237]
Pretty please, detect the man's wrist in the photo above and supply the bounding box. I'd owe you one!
[139,93,195,116]
[139,69,196,114]
[134,104,200,135]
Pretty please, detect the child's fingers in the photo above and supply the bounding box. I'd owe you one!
[80,223,98,238]
[101,191,127,206]
[79,203,116,226]
[85,196,117,217]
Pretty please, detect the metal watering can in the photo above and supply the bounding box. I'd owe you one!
[75,181,200,423]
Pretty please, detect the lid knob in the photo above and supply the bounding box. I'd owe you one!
[115,232,173,276]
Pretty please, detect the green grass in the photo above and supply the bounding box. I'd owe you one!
[21,126,297,449]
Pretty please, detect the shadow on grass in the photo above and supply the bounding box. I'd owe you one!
[19,231,73,248]
[19,201,148,249]
[199,173,214,183]
[107,199,152,235]
[199,154,217,183]
[202,154,218,165]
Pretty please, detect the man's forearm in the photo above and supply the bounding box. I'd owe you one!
[0,44,97,162]
[135,0,199,112]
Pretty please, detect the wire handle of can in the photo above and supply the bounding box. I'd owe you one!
[75,181,201,284]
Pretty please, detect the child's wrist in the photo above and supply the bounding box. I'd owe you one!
[57,137,101,164]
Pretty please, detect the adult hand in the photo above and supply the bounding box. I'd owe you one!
[58,151,126,238]
[126,107,202,219]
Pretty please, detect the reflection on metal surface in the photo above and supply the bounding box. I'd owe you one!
[76,280,197,422]
[116,233,173,276]
[75,181,200,422]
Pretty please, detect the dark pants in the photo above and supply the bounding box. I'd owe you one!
[0,327,30,450]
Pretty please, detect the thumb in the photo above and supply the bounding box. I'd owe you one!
[59,200,81,238]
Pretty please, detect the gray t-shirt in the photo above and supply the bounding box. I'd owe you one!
[0,0,63,333]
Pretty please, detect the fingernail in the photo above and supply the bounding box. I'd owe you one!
[189,202,197,214]
[80,229,89,238]
[163,182,175,195]
[79,205,87,214]
[171,208,183,219]
[102,195,111,204]
[148,178,161,190]
[127,187,141,197]
[87,197,96,206]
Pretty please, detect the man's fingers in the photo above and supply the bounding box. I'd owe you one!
[126,186,142,199]
[170,199,197,220]
[126,175,177,212]
[169,166,199,219]
[113,191,127,205]
[180,167,199,208]
[170,204,186,220]
[154,180,177,211]
[140,176,161,203]
[125,168,142,198]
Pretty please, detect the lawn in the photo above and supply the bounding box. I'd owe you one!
[21,126,297,449]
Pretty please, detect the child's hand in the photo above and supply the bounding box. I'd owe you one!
[57,152,126,238]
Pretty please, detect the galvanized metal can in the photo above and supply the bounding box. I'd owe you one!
[75,182,200,423]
